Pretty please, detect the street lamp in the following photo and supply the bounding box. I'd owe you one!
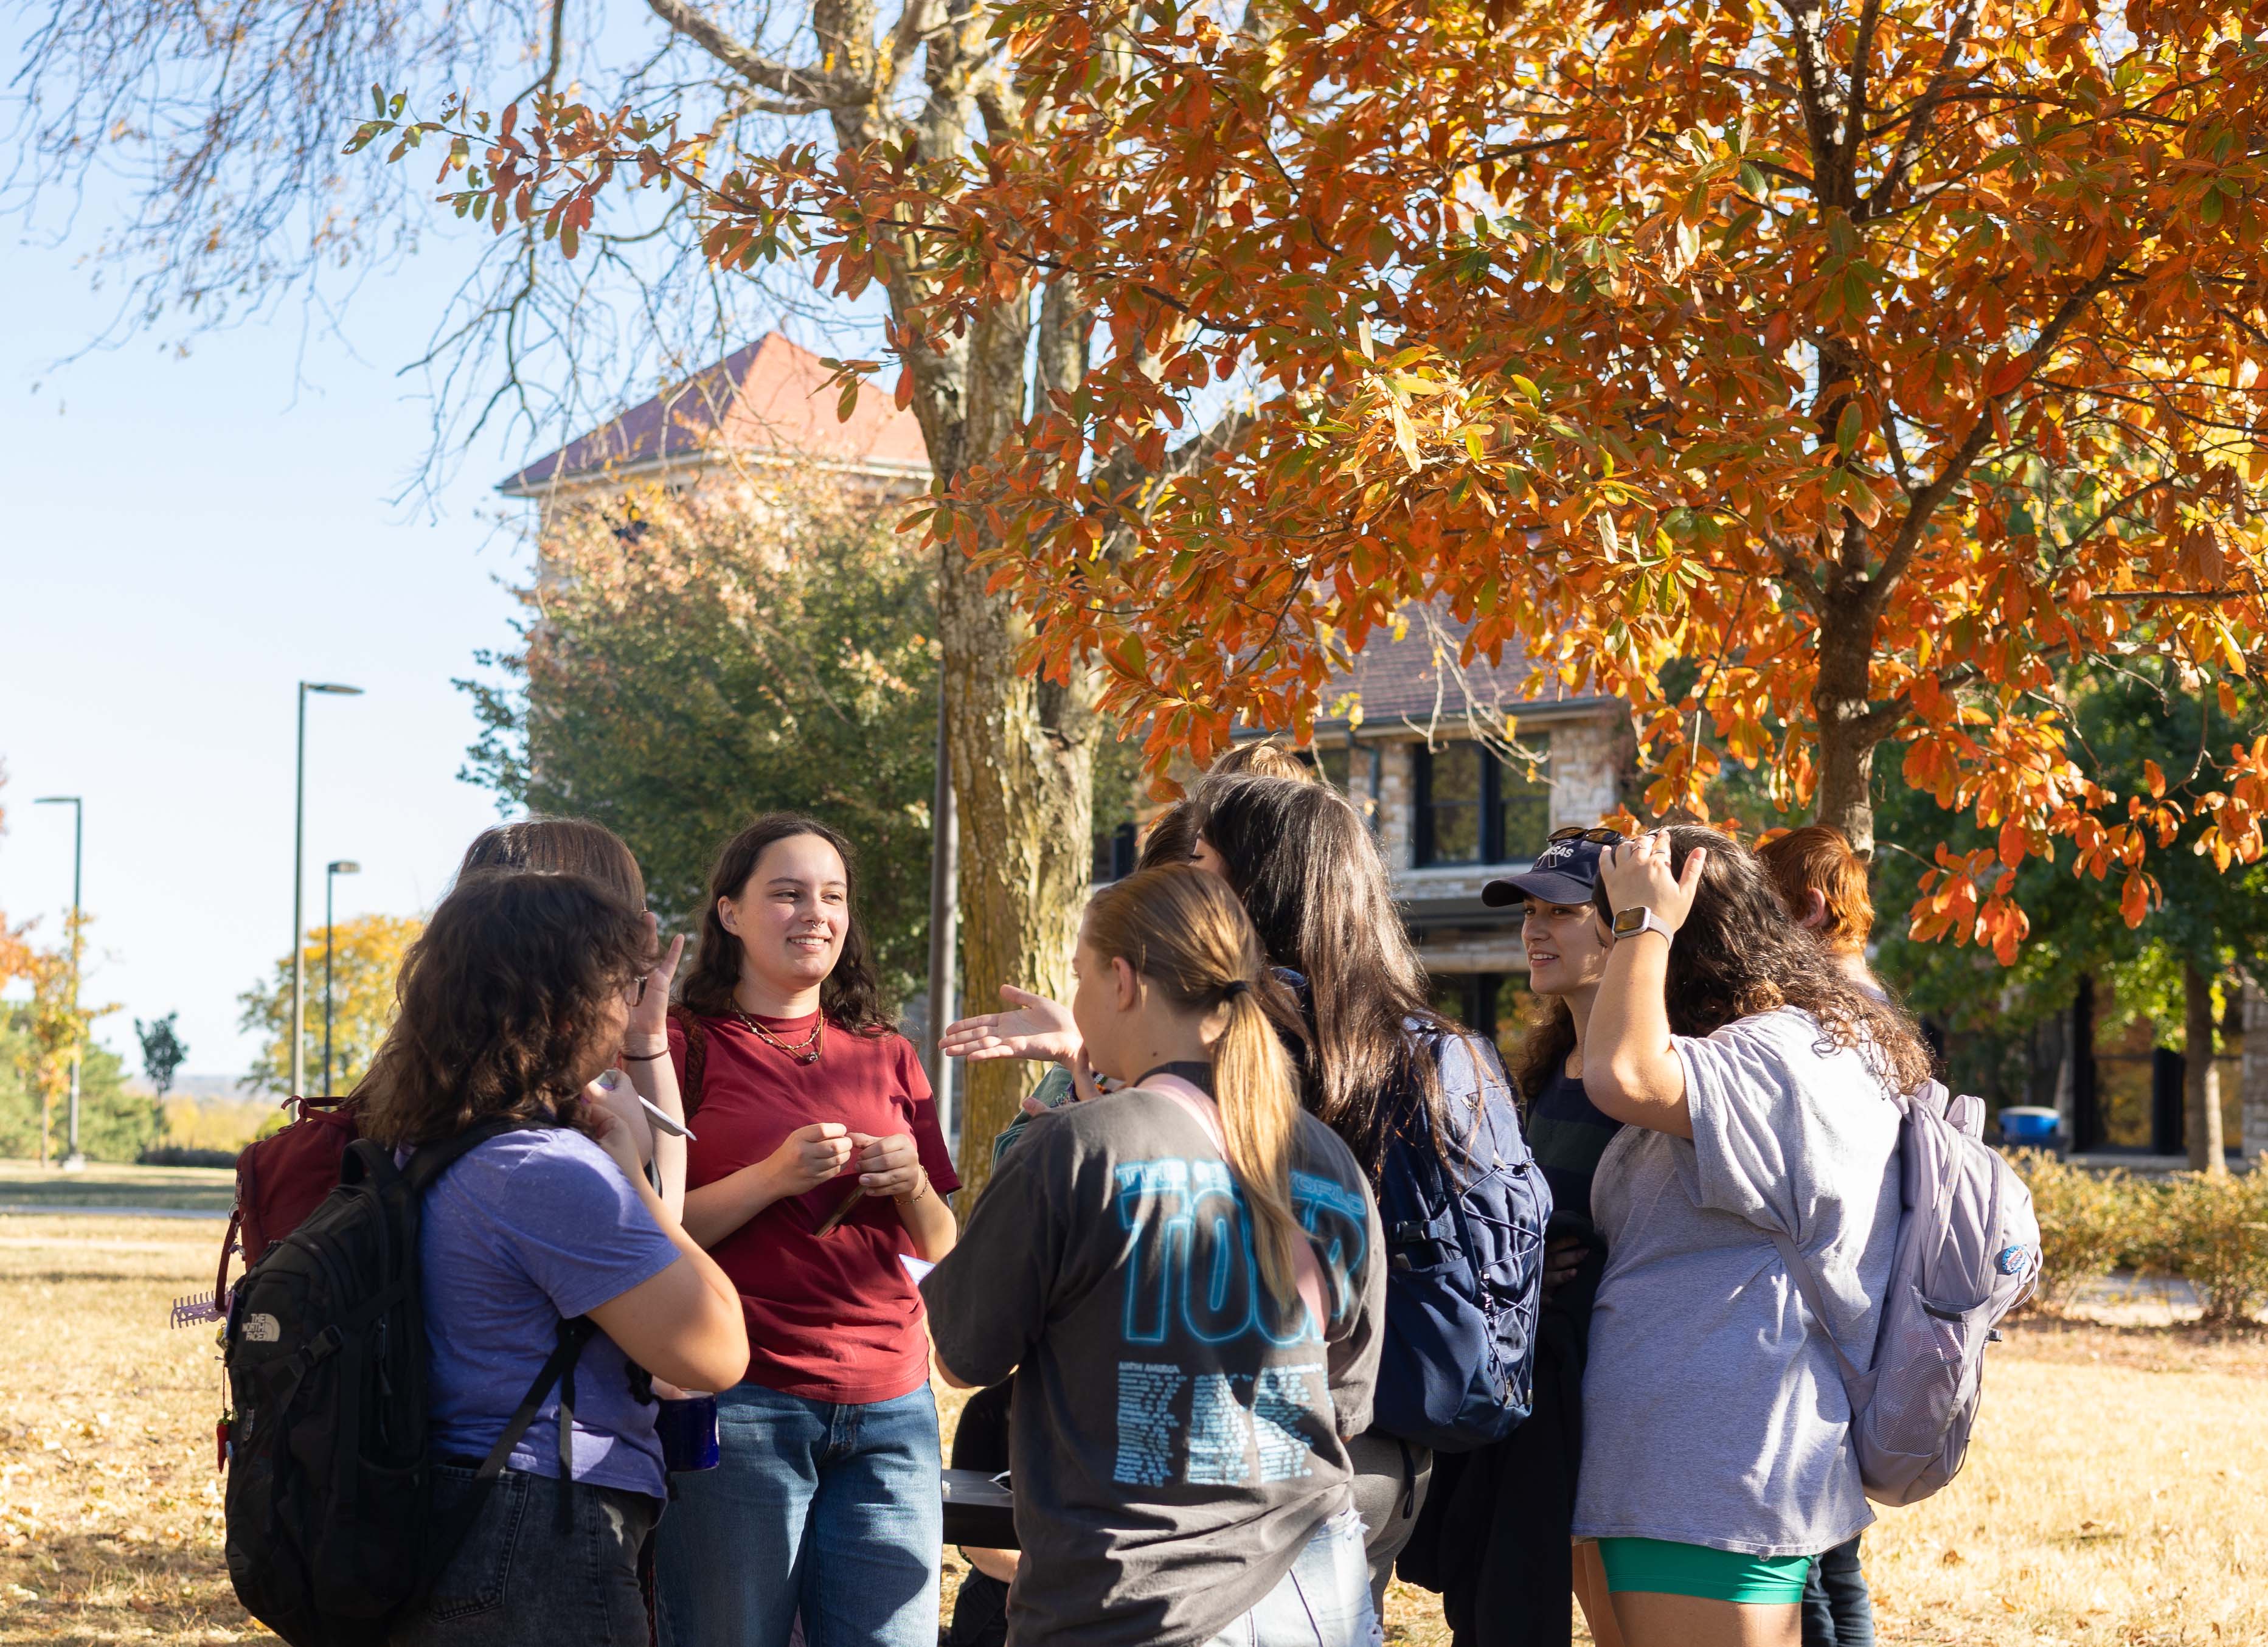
[32,796,83,1170]
[323,861,361,1095]
[293,682,364,1099]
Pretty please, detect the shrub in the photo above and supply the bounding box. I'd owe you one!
[136,1146,242,1169]
[2007,1149,2140,1312]
[2151,1160,2268,1326]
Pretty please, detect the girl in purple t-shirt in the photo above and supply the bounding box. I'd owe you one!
[358,868,746,1647]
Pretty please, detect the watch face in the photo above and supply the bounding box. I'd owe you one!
[1612,906,1649,935]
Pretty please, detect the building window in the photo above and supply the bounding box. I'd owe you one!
[1427,971,1537,1078]
[1298,741,1384,831]
[1091,820,1137,884]
[1414,738,1551,867]
[2072,973,2243,1154]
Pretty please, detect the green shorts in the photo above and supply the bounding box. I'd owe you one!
[1595,1538,1814,1604]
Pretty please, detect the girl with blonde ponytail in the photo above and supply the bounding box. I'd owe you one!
[1086,865,1309,1311]
[921,865,1389,1647]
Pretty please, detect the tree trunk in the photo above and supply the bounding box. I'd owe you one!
[935,295,1100,1201]
[2185,962,2227,1174]
[1810,586,1884,858]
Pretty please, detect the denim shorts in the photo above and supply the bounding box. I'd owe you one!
[387,1466,659,1647]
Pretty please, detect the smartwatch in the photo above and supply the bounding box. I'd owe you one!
[1611,906,1676,945]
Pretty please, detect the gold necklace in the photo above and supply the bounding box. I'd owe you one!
[732,1007,824,1064]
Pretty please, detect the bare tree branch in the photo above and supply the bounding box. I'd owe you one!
[642,0,856,107]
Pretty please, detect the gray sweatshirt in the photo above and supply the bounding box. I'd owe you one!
[1573,1007,1902,1557]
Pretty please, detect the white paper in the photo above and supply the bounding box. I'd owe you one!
[899,1253,937,1284]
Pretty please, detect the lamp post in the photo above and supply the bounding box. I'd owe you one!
[32,796,83,1170]
[293,682,364,1099]
[923,692,959,1151]
[323,861,361,1096]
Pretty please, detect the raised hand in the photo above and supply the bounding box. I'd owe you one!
[584,1089,654,1182]
[940,985,1082,1067]
[624,914,687,1056]
[1599,831,1705,934]
[763,1122,856,1197]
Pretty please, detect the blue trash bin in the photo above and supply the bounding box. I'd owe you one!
[1998,1106,2061,1147]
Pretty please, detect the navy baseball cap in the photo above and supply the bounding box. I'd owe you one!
[1482,833,1607,907]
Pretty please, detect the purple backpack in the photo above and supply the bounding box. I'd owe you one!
[1771,1082,2041,1507]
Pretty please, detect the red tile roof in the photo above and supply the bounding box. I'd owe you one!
[498,333,929,495]
[1278,608,1602,732]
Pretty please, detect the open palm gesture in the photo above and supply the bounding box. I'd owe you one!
[940,985,1081,1067]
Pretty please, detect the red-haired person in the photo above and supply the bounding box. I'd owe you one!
[1756,825,1886,1003]
[650,816,959,1647]
[1755,824,1884,1647]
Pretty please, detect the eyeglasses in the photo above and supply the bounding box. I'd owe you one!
[623,974,651,1008]
[1547,827,1629,847]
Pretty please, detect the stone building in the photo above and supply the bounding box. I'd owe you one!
[1227,614,1632,1056]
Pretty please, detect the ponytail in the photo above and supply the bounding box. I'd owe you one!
[1213,978,1306,1311]
[1084,867,1312,1311]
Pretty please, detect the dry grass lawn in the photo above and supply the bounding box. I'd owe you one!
[0,1206,2259,1645]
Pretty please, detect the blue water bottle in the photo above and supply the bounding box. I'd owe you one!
[656,1393,721,1472]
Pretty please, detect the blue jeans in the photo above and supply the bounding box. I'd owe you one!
[653,1382,942,1647]
[1204,1508,1381,1647]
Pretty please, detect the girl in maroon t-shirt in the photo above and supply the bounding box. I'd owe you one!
[650,814,960,1647]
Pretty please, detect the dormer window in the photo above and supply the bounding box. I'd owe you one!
[1414,738,1550,867]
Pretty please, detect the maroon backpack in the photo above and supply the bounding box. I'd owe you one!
[215,1095,362,1308]
[213,1019,707,1309]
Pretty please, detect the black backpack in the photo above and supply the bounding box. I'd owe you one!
[222,1121,597,1647]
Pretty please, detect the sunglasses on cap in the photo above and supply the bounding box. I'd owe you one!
[1547,827,1629,848]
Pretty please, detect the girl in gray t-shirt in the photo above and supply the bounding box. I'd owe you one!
[923,865,1386,1647]
[1570,828,1935,1647]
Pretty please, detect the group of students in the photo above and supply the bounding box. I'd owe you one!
[338,749,1926,1647]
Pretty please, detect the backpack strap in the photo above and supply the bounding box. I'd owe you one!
[399,1116,562,1195]
[213,1205,243,1320]
[1767,1229,1879,1410]
[426,1319,598,1567]
[669,1006,709,1122]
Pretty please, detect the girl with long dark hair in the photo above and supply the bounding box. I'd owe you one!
[359,870,746,1647]
[923,865,1386,1647]
[1189,776,1542,1612]
[945,774,1543,1619]
[1755,824,1886,1647]
[651,814,959,1647]
[1576,828,1928,1647]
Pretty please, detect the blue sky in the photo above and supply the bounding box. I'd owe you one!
[2,224,552,1085]
[1,14,901,1090]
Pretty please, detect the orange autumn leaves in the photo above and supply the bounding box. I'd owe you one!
[898,0,2268,953]
[359,0,2268,955]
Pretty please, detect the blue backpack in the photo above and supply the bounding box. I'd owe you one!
[1368,1030,1551,1452]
